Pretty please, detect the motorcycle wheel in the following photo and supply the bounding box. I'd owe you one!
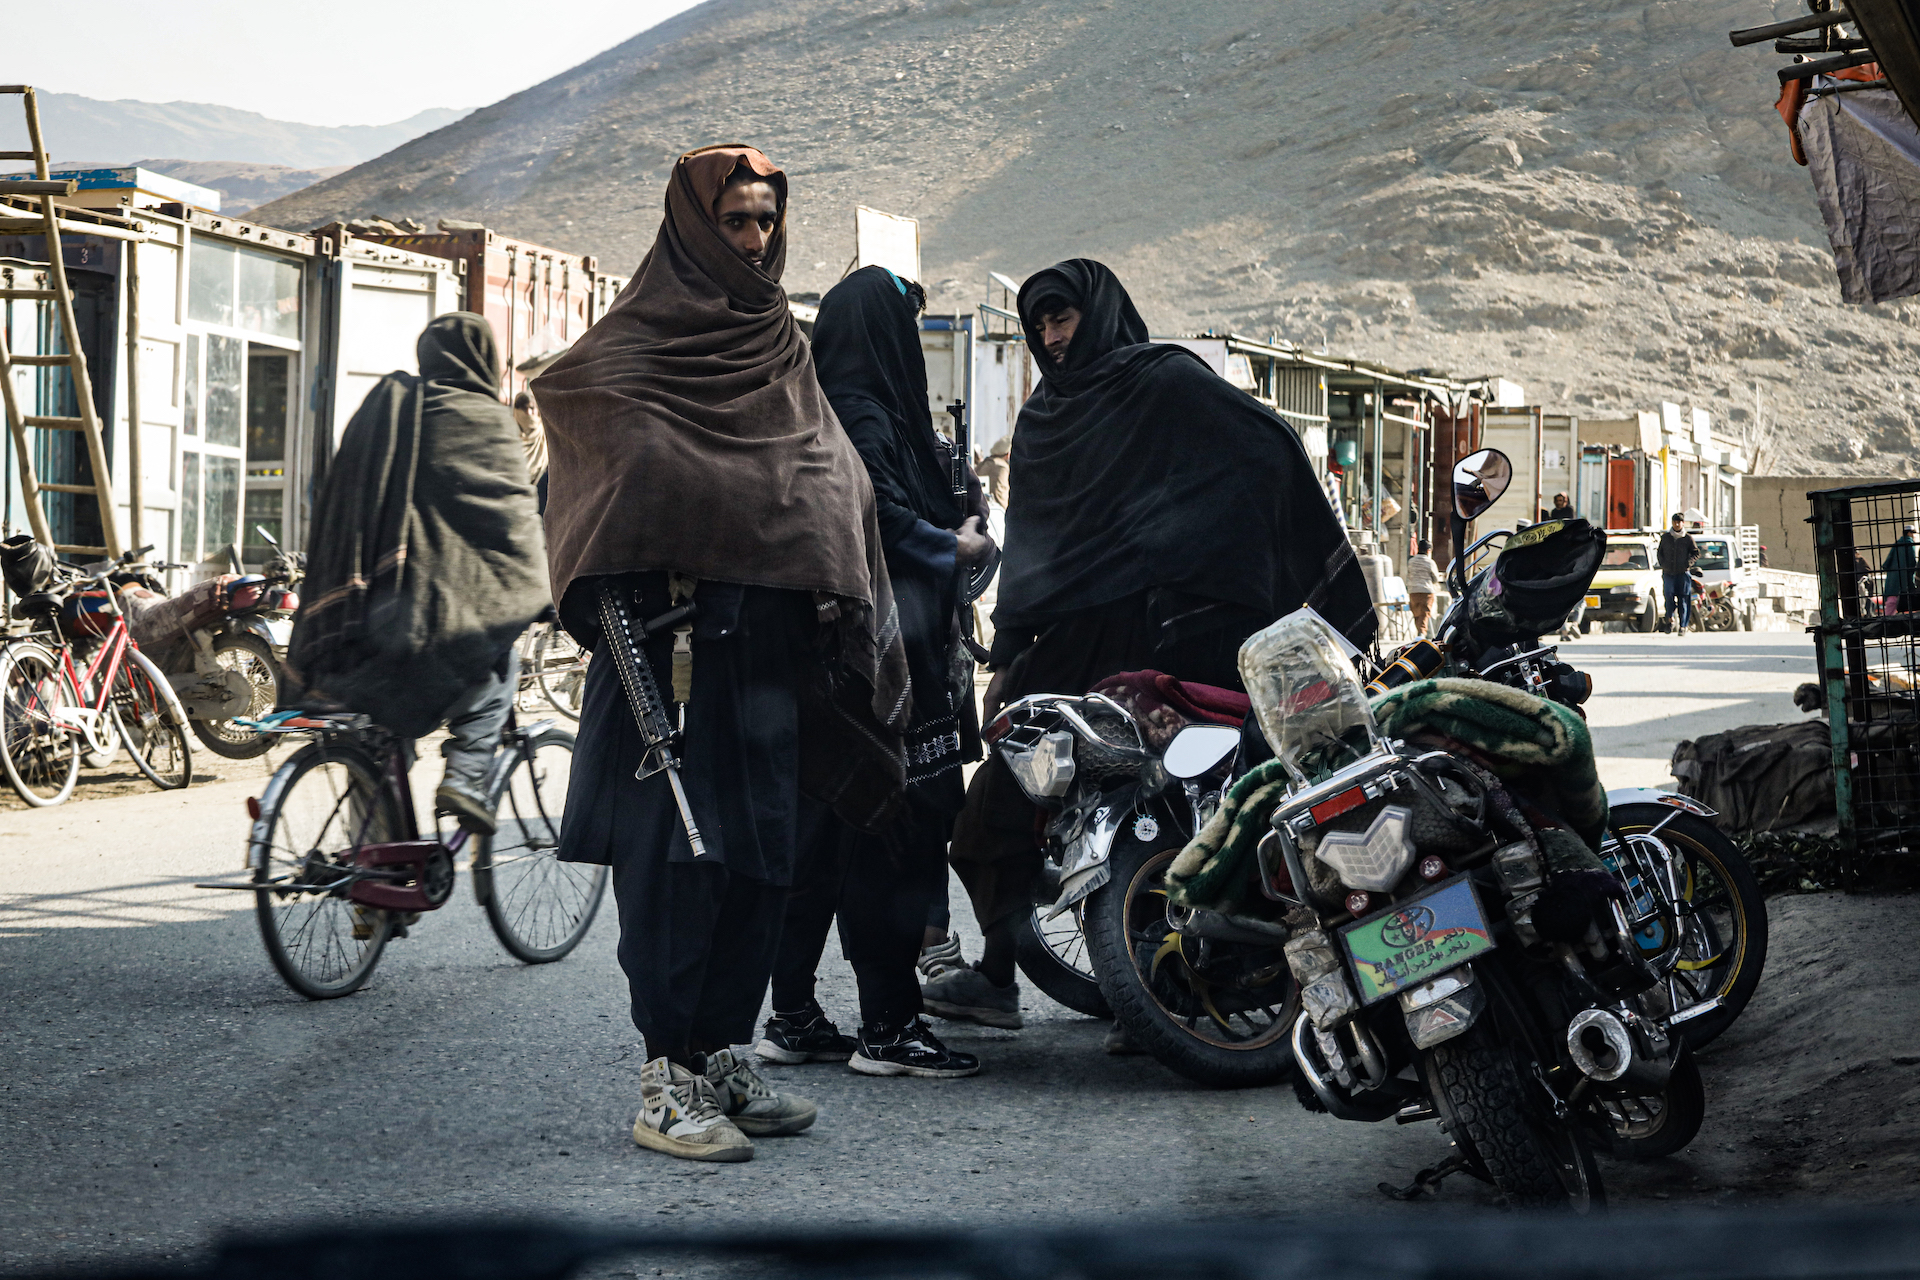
[189,633,282,760]
[1609,805,1768,1048]
[1084,832,1298,1088]
[1702,599,1736,632]
[1014,903,1111,1018]
[1600,1044,1705,1160]
[1425,1020,1606,1211]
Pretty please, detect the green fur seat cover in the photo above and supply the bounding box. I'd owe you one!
[1164,677,1607,913]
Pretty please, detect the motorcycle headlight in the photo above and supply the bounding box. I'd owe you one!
[1001,731,1076,800]
[1313,804,1415,893]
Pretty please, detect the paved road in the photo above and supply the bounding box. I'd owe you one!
[0,634,1828,1274]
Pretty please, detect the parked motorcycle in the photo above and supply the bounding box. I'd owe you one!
[992,686,1290,1086]
[122,527,303,760]
[1424,456,1768,1050]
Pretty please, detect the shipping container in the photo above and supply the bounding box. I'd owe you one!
[347,228,600,402]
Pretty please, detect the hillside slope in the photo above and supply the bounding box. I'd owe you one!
[5,95,471,169]
[251,0,1920,475]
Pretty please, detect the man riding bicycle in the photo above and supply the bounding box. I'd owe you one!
[286,313,549,833]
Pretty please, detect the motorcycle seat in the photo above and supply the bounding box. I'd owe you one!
[1089,670,1250,747]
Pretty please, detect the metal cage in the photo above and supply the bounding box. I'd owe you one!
[1809,479,1920,867]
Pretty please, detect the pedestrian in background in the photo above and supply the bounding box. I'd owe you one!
[1548,492,1576,521]
[512,390,549,513]
[1404,538,1439,636]
[535,144,910,1163]
[1657,512,1699,636]
[1883,523,1919,613]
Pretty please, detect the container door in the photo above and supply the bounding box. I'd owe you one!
[1480,410,1541,531]
[1607,458,1636,529]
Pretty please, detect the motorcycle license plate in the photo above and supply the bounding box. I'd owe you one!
[1338,874,1495,1005]
[1584,595,1600,608]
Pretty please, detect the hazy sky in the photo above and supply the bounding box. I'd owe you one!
[8,0,705,126]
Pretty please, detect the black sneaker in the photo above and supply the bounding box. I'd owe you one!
[754,1001,858,1064]
[849,1018,982,1079]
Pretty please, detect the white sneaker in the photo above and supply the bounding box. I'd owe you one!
[632,1057,753,1162]
[704,1047,818,1136]
[917,935,967,981]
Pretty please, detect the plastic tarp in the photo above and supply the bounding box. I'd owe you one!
[1800,82,1920,302]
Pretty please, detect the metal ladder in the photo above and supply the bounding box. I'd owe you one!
[0,84,123,559]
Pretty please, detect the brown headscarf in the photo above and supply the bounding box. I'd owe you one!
[533,145,910,826]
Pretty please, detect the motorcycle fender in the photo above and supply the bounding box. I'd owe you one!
[1604,787,1716,819]
[1045,861,1112,920]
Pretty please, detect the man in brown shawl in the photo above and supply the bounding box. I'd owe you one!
[534,145,909,1164]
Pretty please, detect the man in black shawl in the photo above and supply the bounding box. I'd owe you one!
[287,312,548,833]
[756,266,990,1079]
[929,259,1376,1023]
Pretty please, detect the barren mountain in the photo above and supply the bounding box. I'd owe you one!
[4,95,471,169]
[126,160,350,214]
[250,0,1920,475]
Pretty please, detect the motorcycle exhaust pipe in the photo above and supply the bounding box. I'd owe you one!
[1567,1008,1671,1090]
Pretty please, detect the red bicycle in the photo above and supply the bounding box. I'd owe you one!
[0,544,193,805]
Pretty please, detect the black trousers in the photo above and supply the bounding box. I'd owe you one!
[769,795,948,1028]
[611,852,786,1063]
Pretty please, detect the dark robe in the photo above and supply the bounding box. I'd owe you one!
[812,265,970,811]
[950,259,1375,930]
[538,145,902,1061]
[286,312,546,737]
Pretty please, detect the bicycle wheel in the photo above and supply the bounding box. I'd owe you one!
[533,624,588,723]
[473,727,606,962]
[189,633,282,760]
[0,641,81,806]
[252,740,399,999]
[110,646,193,790]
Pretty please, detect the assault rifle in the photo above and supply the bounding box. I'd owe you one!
[947,399,1001,604]
[596,584,708,857]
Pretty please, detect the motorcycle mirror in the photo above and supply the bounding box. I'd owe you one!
[1451,448,1513,521]
[255,525,281,551]
[1162,723,1241,780]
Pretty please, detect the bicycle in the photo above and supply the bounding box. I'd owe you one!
[515,618,589,722]
[202,704,606,999]
[0,544,193,806]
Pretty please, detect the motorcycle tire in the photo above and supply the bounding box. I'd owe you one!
[1084,831,1298,1088]
[189,633,282,760]
[1702,600,1736,632]
[1609,804,1768,1049]
[1602,1043,1705,1160]
[1014,904,1111,1019]
[1425,1020,1605,1211]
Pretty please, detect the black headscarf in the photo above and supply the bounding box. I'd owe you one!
[812,266,963,549]
[813,266,968,802]
[289,312,549,737]
[995,259,1376,649]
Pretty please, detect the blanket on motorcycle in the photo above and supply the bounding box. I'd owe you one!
[1165,677,1606,913]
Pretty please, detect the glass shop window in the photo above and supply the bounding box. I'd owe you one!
[246,351,288,474]
[204,335,243,448]
[238,247,301,340]
[188,239,236,327]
